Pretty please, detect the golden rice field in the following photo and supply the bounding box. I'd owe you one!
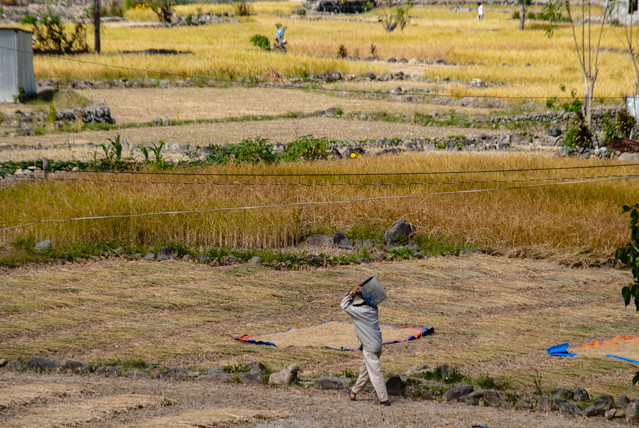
[23,3,636,101]
[2,152,638,257]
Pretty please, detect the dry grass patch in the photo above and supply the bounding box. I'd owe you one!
[76,87,494,125]
[1,152,637,254]
[128,408,290,427]
[3,394,162,428]
[28,5,635,99]
[0,383,83,411]
[0,255,637,398]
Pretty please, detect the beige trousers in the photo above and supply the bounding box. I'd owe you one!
[351,349,388,402]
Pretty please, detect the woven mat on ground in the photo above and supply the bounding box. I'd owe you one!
[233,319,434,351]
[548,335,639,364]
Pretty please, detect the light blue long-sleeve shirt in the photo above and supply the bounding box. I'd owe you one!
[341,291,382,353]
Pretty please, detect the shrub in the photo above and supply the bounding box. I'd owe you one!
[32,13,89,54]
[603,111,637,143]
[234,0,252,16]
[512,11,520,19]
[250,34,271,51]
[561,99,583,114]
[232,138,277,163]
[337,44,348,58]
[563,111,592,148]
[546,97,558,108]
[282,135,330,162]
[20,13,38,25]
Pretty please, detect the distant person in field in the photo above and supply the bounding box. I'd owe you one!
[478,2,484,20]
[275,24,286,43]
[341,281,390,406]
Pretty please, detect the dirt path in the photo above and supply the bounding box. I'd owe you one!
[0,373,628,427]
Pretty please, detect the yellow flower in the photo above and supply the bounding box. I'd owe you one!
[350,152,357,158]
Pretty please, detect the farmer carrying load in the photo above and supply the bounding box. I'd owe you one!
[341,277,390,406]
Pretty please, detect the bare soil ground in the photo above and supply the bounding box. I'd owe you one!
[1,254,636,395]
[0,372,628,428]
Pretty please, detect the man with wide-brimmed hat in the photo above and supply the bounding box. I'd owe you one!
[340,281,390,406]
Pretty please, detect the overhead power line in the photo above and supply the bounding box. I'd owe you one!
[66,162,639,177]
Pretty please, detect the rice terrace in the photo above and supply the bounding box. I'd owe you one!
[2,0,639,426]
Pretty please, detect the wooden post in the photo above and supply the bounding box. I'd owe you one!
[94,0,100,54]
[43,158,48,180]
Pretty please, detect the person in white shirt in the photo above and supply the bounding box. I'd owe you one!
[341,281,390,406]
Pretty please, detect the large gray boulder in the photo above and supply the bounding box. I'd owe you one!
[385,375,402,396]
[26,357,58,373]
[316,376,348,390]
[332,232,352,250]
[383,220,416,246]
[306,234,332,247]
[268,364,299,386]
[626,399,639,423]
[59,360,89,374]
[585,394,615,416]
[442,384,474,402]
[156,246,176,261]
[34,239,52,251]
[554,398,583,416]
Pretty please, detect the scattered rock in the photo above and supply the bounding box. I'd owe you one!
[248,361,266,373]
[25,357,59,373]
[34,239,52,251]
[391,86,403,95]
[125,368,150,378]
[152,367,199,380]
[537,395,551,413]
[156,246,176,261]
[484,389,509,408]
[386,375,402,396]
[59,360,89,374]
[0,359,6,367]
[316,376,348,390]
[198,372,235,382]
[626,400,639,422]
[573,387,589,402]
[222,254,240,265]
[4,360,22,372]
[554,398,583,416]
[332,232,352,250]
[383,220,416,246]
[552,387,573,400]
[199,255,211,264]
[606,408,625,420]
[462,395,480,405]
[585,394,614,416]
[248,256,262,264]
[618,395,630,408]
[94,365,121,376]
[440,363,456,380]
[405,364,429,376]
[182,254,190,262]
[442,384,474,402]
[268,364,299,386]
[548,127,562,137]
[306,234,333,247]
[239,371,265,384]
[143,252,156,261]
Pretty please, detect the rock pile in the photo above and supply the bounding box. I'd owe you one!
[3,358,636,422]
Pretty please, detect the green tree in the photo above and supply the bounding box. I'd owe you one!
[378,0,413,32]
[615,203,639,385]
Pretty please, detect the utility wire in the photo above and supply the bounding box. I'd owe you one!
[2,174,638,233]
[65,162,639,177]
